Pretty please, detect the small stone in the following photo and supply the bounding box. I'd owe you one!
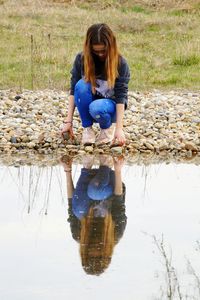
[78,150,86,155]
[130,142,140,148]
[184,142,198,151]
[21,136,30,143]
[130,105,137,112]
[25,128,33,133]
[110,146,123,155]
[144,142,154,150]
[85,146,94,153]
[62,132,70,141]
[27,142,36,148]
[154,122,163,129]
[10,136,17,143]
[45,137,52,143]
[94,148,104,154]
[186,150,193,158]
[38,133,45,143]
[1,137,7,143]
[30,124,37,129]
[66,145,77,149]
[15,95,22,101]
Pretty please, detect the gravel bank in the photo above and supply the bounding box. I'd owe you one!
[0,89,200,157]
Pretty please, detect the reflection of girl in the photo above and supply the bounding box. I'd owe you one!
[61,23,130,146]
[61,155,127,275]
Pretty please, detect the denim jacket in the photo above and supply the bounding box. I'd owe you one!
[70,52,130,108]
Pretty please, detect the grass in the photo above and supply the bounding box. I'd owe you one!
[173,54,200,66]
[121,5,152,14]
[0,0,200,91]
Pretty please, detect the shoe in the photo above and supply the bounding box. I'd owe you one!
[81,127,96,145]
[96,125,115,146]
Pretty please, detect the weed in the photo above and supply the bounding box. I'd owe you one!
[153,76,181,86]
[121,5,151,14]
[0,24,14,30]
[117,18,145,33]
[131,5,150,14]
[147,23,161,32]
[173,54,200,66]
[170,9,189,16]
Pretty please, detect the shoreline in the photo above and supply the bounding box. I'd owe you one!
[1,150,200,167]
[1,89,200,157]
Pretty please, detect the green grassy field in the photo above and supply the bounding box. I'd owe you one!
[0,0,200,91]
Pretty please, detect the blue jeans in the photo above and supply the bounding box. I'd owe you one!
[72,166,115,220]
[74,79,116,129]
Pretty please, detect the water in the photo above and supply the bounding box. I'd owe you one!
[1,155,200,300]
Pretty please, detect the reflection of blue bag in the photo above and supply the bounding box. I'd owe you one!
[72,166,114,220]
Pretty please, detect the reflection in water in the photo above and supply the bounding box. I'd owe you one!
[2,160,200,298]
[61,155,127,276]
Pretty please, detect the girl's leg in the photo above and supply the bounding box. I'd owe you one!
[89,99,116,145]
[74,79,94,128]
[89,98,116,129]
[87,166,114,201]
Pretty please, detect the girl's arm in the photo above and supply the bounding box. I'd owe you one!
[65,95,75,122]
[113,156,124,195]
[113,103,126,145]
[66,170,75,199]
[61,95,75,138]
[112,57,130,145]
[61,159,75,198]
[61,53,82,138]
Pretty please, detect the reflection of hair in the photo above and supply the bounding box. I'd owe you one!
[68,184,127,276]
[83,23,119,93]
[80,207,115,276]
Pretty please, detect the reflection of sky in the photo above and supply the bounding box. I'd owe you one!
[0,163,200,299]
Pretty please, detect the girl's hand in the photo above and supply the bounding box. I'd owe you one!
[61,122,74,140]
[113,155,124,171]
[112,128,126,146]
[60,155,73,173]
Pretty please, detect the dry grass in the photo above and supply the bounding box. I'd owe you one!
[0,0,200,91]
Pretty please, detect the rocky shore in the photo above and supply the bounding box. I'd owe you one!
[0,89,200,159]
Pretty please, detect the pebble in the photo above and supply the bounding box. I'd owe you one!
[0,89,200,156]
[111,146,123,155]
[184,142,198,151]
[85,146,94,153]
[10,137,17,143]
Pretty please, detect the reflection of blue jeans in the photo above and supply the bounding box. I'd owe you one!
[74,79,116,129]
[87,166,114,201]
[72,166,115,220]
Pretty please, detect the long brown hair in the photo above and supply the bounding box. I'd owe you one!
[80,207,115,275]
[83,23,120,93]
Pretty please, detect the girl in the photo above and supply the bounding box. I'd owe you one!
[61,23,130,146]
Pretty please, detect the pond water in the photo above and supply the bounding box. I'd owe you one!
[1,155,200,300]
